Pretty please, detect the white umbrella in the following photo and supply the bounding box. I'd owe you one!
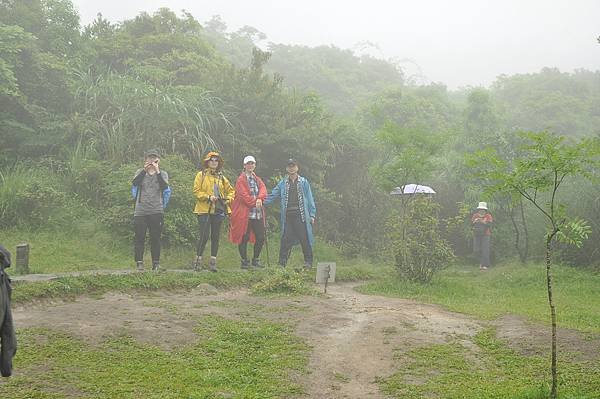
[390,184,436,195]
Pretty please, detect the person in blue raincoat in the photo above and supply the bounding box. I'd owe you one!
[265,158,316,268]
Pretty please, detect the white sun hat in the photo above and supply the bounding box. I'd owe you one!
[477,202,488,210]
[243,155,256,164]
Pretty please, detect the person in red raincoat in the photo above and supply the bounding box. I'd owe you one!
[471,201,493,270]
[229,155,268,269]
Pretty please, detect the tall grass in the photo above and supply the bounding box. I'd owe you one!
[0,166,36,225]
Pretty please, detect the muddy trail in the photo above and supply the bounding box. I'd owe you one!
[12,282,600,398]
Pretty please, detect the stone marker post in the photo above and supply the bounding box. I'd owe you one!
[316,262,336,293]
[16,243,30,274]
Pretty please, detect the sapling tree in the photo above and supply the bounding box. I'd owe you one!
[467,131,599,399]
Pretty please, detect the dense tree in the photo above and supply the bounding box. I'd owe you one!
[0,0,81,162]
[492,68,600,137]
[200,22,405,114]
[267,43,403,114]
[360,84,458,133]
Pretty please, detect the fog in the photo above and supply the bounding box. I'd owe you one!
[71,0,600,88]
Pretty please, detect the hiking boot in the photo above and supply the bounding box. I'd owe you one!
[208,258,217,272]
[303,262,313,269]
[193,256,202,272]
[251,258,263,269]
[152,262,160,271]
[241,259,250,270]
[136,261,144,271]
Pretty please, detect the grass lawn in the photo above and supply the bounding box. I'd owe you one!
[358,262,600,333]
[1,317,309,399]
[378,328,600,399]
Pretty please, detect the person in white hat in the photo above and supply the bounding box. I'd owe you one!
[229,155,268,269]
[471,201,493,270]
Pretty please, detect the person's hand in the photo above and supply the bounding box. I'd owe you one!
[144,159,160,172]
[255,199,263,209]
[310,217,315,225]
[209,195,217,203]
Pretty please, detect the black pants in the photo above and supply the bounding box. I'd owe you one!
[279,210,312,266]
[134,214,163,263]
[197,214,224,257]
[239,219,266,260]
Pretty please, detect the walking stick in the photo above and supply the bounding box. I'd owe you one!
[262,210,271,268]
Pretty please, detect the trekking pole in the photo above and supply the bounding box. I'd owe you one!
[262,210,271,268]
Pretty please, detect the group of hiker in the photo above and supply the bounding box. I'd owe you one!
[131,150,316,272]
[132,149,494,272]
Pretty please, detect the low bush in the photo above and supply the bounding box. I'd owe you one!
[251,268,316,296]
[0,166,69,228]
[387,197,455,283]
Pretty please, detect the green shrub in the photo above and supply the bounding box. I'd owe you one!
[388,197,455,283]
[159,155,198,246]
[96,162,136,237]
[66,157,110,206]
[251,269,315,296]
[0,166,67,227]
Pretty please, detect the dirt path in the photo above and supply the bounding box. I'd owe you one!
[11,282,600,398]
[293,283,482,398]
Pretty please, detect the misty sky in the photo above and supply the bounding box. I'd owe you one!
[71,0,600,89]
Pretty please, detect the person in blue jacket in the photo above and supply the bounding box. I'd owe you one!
[131,149,171,271]
[265,158,316,268]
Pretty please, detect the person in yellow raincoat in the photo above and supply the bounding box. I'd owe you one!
[192,151,235,272]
